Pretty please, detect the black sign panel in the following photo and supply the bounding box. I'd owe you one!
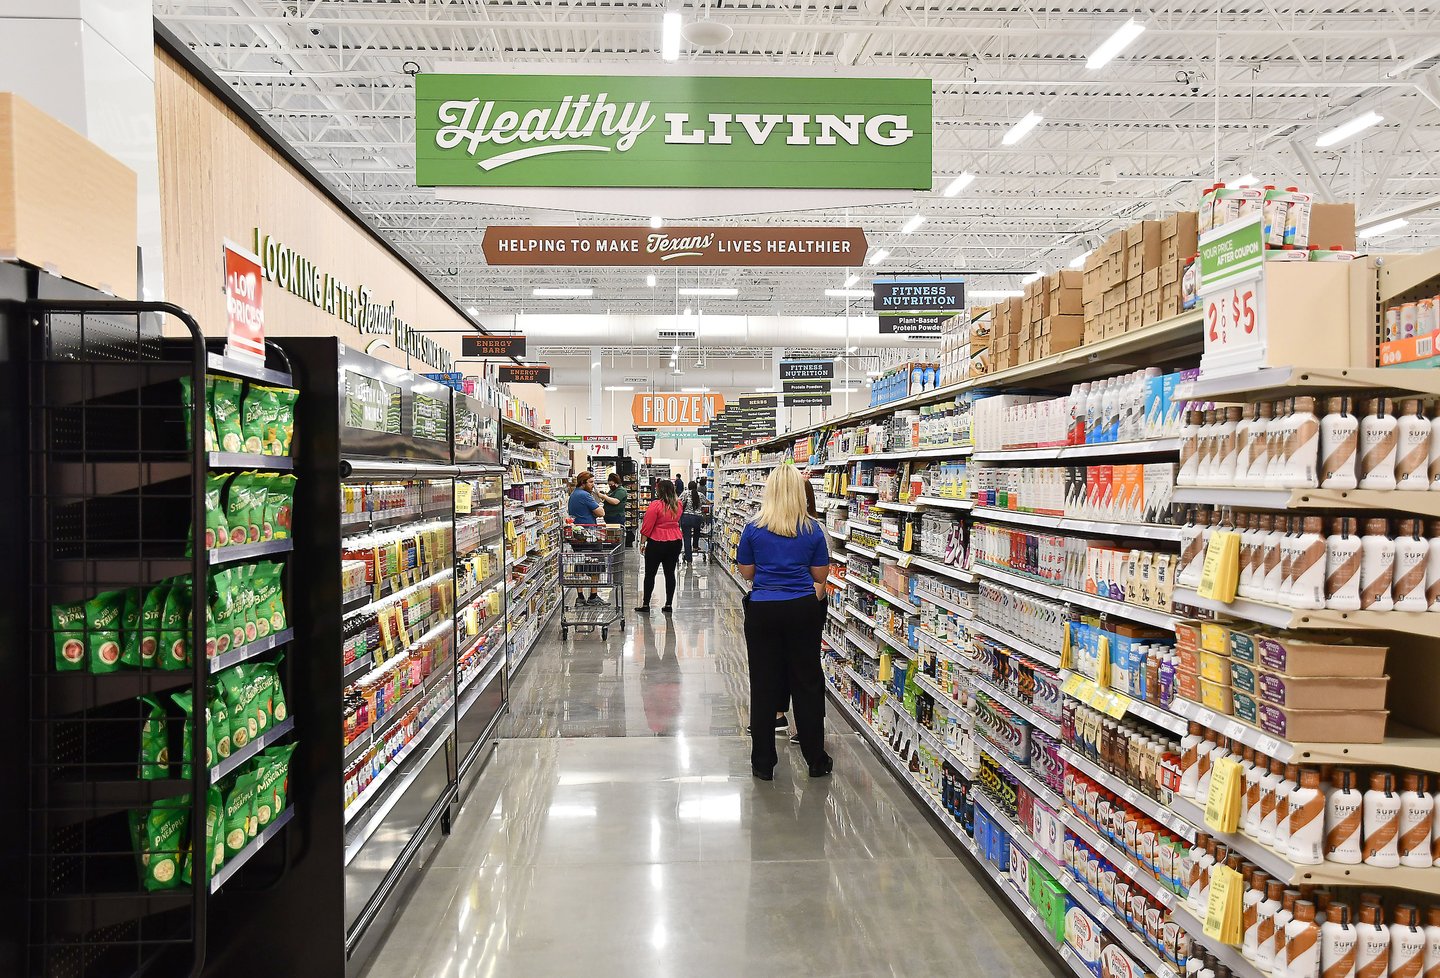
[779,359,835,381]
[781,379,832,396]
[785,394,832,407]
[878,313,948,334]
[736,394,778,412]
[873,279,965,312]
[498,364,551,384]
[461,334,527,358]
[637,435,656,451]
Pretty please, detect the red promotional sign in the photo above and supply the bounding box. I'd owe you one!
[223,240,266,362]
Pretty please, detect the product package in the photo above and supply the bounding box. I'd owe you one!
[212,376,245,453]
[138,695,170,780]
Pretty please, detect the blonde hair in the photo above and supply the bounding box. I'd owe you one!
[752,464,815,538]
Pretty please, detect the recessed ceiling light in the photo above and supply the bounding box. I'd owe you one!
[677,287,737,296]
[824,289,871,298]
[844,274,859,287]
[1357,218,1408,239]
[672,345,680,352]
[1002,112,1043,146]
[1316,111,1384,148]
[533,287,593,297]
[943,172,976,196]
[1068,250,1094,268]
[901,214,926,234]
[846,345,859,353]
[867,249,889,266]
[603,385,635,392]
[683,307,692,316]
[661,11,681,61]
[1086,19,1145,70]
[646,274,657,287]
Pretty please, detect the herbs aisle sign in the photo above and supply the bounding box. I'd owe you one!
[415,74,932,190]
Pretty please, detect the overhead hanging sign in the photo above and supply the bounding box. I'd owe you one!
[872,278,965,312]
[479,226,867,266]
[461,334,527,358]
[785,394,832,408]
[222,239,266,362]
[778,359,835,381]
[781,379,832,396]
[636,434,656,451]
[630,392,726,428]
[415,73,932,190]
[1197,214,1267,378]
[497,364,551,384]
[583,434,620,444]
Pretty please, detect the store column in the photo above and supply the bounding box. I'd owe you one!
[0,0,163,299]
[590,344,603,436]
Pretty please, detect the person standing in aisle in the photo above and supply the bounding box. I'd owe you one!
[673,472,685,497]
[567,471,605,606]
[597,472,628,543]
[636,479,684,614]
[738,464,833,780]
[679,480,706,563]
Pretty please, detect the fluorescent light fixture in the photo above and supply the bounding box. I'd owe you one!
[1316,110,1383,148]
[677,287,737,296]
[1086,19,1145,70]
[1068,249,1094,268]
[661,11,681,61]
[1386,42,1440,78]
[533,287,593,297]
[1022,271,1044,284]
[943,171,976,196]
[646,274,656,287]
[844,274,859,287]
[1002,112,1043,146]
[969,289,1025,299]
[846,345,859,353]
[683,306,692,316]
[867,249,889,265]
[672,345,680,352]
[1234,174,1258,187]
[592,361,601,368]
[901,214,926,234]
[649,214,663,229]
[603,385,635,392]
[465,306,478,316]
[753,387,775,393]
[681,386,710,393]
[866,369,883,377]
[824,289,871,298]
[1357,217,1409,239]
[833,386,860,394]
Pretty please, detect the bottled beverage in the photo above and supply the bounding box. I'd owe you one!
[1214,406,1243,485]
[1364,771,1402,867]
[1319,902,1358,978]
[1235,402,1261,487]
[1247,401,1275,487]
[1395,519,1430,612]
[1356,904,1390,978]
[1275,763,1300,854]
[1398,399,1433,490]
[1426,518,1440,612]
[1180,721,1205,799]
[1244,749,1268,837]
[1289,768,1325,865]
[1259,758,1284,846]
[1290,516,1327,610]
[1400,773,1435,867]
[1267,399,1295,487]
[1359,397,1399,490]
[1256,879,1286,972]
[1325,517,1363,612]
[1262,514,1287,595]
[1422,906,1440,978]
[1284,396,1321,488]
[1288,900,1322,978]
[1325,767,1363,864]
[1276,890,1300,972]
[1393,905,1426,978]
[1197,408,1218,485]
[1243,867,1268,961]
[1359,518,1395,612]
[1320,396,1360,490]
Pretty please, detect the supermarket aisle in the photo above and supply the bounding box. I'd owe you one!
[363,555,1052,978]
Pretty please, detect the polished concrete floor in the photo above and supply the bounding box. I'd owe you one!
[363,552,1053,978]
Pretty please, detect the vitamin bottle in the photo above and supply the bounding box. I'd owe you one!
[1400,773,1435,868]
[1399,399,1433,490]
[1325,767,1363,865]
[1289,768,1325,865]
[1320,396,1360,490]
[1358,397,1398,490]
[1364,771,1402,867]
[1360,518,1395,612]
[1325,517,1363,612]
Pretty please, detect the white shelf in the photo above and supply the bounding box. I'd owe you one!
[876,544,976,583]
[977,734,1065,812]
[1061,747,1196,842]
[912,495,973,511]
[844,664,885,700]
[846,542,878,559]
[1172,485,1440,519]
[966,617,1062,670]
[1056,865,1183,978]
[847,607,877,630]
[1168,795,1296,883]
[847,574,920,613]
[848,485,880,495]
[875,500,922,513]
[913,587,971,618]
[972,675,1062,738]
[1173,586,1440,638]
[972,506,1185,543]
[1061,670,1189,737]
[976,564,1181,631]
[971,437,1181,463]
[1175,365,1440,402]
[873,627,915,657]
[845,627,879,658]
[915,673,967,718]
[916,627,970,664]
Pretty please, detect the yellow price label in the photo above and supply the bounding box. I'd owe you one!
[1204,756,1244,834]
[455,481,473,515]
[1060,673,1087,697]
[1198,530,1242,602]
[898,554,913,569]
[1102,691,1130,720]
[1203,863,1244,944]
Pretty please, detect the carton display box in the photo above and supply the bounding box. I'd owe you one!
[1230,661,1257,695]
[1255,703,1389,743]
[1255,671,1389,710]
[1253,634,1388,676]
[1309,202,1357,250]
[1234,690,1258,725]
[1199,676,1234,714]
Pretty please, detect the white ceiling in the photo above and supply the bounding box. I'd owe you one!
[157,0,1440,335]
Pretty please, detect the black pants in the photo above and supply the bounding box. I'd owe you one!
[642,538,682,606]
[680,515,702,560]
[743,593,830,771]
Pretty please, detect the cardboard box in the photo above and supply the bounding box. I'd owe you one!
[1254,704,1389,743]
[1161,210,1200,257]
[1253,634,1388,676]
[1256,671,1389,710]
[1309,202,1357,251]
[1142,268,1160,295]
[1050,314,1085,350]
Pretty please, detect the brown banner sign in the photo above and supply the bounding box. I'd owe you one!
[630,392,726,427]
[498,364,550,384]
[481,227,868,267]
[461,334,527,358]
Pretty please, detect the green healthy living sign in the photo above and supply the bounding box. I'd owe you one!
[415,73,932,189]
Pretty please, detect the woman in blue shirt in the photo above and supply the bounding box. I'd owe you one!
[567,471,605,605]
[737,464,833,780]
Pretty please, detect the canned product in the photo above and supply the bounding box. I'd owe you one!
[1417,297,1438,337]
[1401,301,1419,338]
[1385,306,1401,341]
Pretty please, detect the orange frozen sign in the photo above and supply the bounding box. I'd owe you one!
[631,392,725,428]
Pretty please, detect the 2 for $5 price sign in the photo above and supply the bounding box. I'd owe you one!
[1198,214,1266,376]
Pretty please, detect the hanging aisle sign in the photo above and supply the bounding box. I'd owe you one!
[873,276,964,335]
[1197,214,1266,378]
[461,334,527,358]
[415,74,932,190]
[497,364,551,384]
[630,392,726,428]
[778,359,835,381]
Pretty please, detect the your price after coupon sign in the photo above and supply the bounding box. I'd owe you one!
[1197,214,1265,377]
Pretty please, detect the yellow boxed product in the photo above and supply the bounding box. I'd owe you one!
[1199,677,1234,715]
[1199,650,1233,685]
[1199,621,1231,654]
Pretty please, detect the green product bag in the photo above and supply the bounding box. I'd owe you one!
[140,584,168,669]
[212,377,245,454]
[252,753,283,829]
[141,795,189,891]
[230,564,254,649]
[262,742,298,817]
[182,786,225,885]
[241,385,278,454]
[204,474,230,551]
[118,587,144,668]
[85,590,125,673]
[51,599,86,671]
[159,578,191,670]
[221,665,257,750]
[266,475,296,541]
[181,375,219,453]
[223,473,252,547]
[267,387,297,456]
[209,683,232,762]
[138,695,170,780]
[209,569,234,657]
[252,563,286,638]
[172,688,214,777]
[222,772,259,858]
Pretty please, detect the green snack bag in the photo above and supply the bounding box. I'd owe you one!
[223,771,259,858]
[209,683,232,762]
[261,656,288,726]
[173,688,217,777]
[252,754,282,829]
[260,563,287,635]
[52,599,86,671]
[268,475,296,540]
[212,377,244,454]
[231,564,255,649]
[85,590,125,673]
[241,385,278,454]
[138,695,169,780]
[128,807,146,878]
[203,376,219,452]
[142,796,188,891]
[204,474,230,551]
[182,785,225,885]
[245,479,265,544]
[249,665,275,735]
[159,578,190,671]
[141,584,167,669]
[262,742,298,817]
[209,569,234,656]
[179,376,194,451]
[119,587,144,668]
[224,473,251,547]
[222,666,256,750]
[266,387,297,456]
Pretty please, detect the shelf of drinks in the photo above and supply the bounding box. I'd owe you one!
[978,731,1066,811]
[874,500,922,514]
[973,788,1055,873]
[1168,905,1260,978]
[1059,806,1178,911]
[1172,586,1440,638]
[1060,747,1195,841]
[457,645,505,705]
[502,416,552,443]
[1171,485,1440,518]
[1053,858,1183,978]
[916,675,969,720]
[352,614,452,687]
[971,506,1186,543]
[826,602,847,624]
[457,611,505,662]
[343,651,373,680]
[210,627,294,672]
[343,703,456,859]
[876,545,977,583]
[847,574,920,613]
[350,565,453,613]
[212,716,296,784]
[966,617,1062,670]
[1060,670,1189,737]
[1174,365,1440,403]
[508,601,561,679]
[846,542,879,559]
[341,508,451,534]
[844,626,880,659]
[916,627,970,664]
[911,495,974,511]
[456,571,506,609]
[914,587,972,618]
[976,564,1182,632]
[973,674,1063,738]
[1165,795,1305,884]
[844,664,884,700]
[847,606,877,630]
[971,438,1182,463]
[342,654,452,768]
[211,805,295,894]
[847,445,976,462]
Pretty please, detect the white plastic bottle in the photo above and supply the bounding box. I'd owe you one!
[1399,399,1433,490]
[1400,773,1435,867]
[1392,904,1426,978]
[1245,749,1269,838]
[1180,721,1205,799]
[1267,399,1295,487]
[1275,763,1300,855]
[1290,768,1326,865]
[1289,900,1322,978]
[1325,517,1363,612]
[1396,519,1431,612]
[1256,879,1286,972]
[1279,515,1303,605]
[1235,402,1261,487]
[1069,383,1090,446]
[1244,868,1271,962]
[1275,890,1300,973]
[1320,902,1358,978]
[1284,395,1322,488]
[1360,518,1395,612]
[1214,406,1243,485]
[1290,516,1328,610]
[1325,767,1364,864]
[1359,397,1399,490]
[1194,729,1219,803]
[1187,836,1216,915]
[1427,518,1440,613]
[1259,757,1284,846]
[1422,906,1440,978]
[1364,771,1402,867]
[1356,904,1390,978]
[1178,508,1211,590]
[1247,401,1275,487]
[1177,408,1203,485]
[1239,513,1264,599]
[1320,395,1360,490]
[1430,399,1440,491]
[1197,408,1218,486]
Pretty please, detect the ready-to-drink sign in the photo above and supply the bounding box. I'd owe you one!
[779,359,835,381]
[1197,214,1266,378]
[222,240,265,362]
[630,392,725,427]
[872,278,964,313]
[416,73,932,190]
[498,364,551,384]
[462,334,527,358]
[785,394,832,407]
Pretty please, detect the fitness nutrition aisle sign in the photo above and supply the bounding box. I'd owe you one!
[415,74,932,189]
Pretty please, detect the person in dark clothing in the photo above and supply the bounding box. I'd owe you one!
[679,481,706,562]
[673,473,685,497]
[737,464,833,781]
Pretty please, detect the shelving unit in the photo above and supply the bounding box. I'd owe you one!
[502,419,566,678]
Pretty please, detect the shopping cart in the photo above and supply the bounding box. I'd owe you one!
[560,524,626,640]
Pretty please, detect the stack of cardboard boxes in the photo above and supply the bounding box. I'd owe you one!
[1081,212,1200,344]
[988,270,1086,370]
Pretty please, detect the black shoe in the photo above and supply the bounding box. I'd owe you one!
[752,766,774,781]
[808,756,834,778]
[790,732,803,745]
[635,605,651,614]
[661,605,673,614]
[774,714,789,732]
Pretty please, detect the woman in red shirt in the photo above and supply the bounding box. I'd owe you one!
[637,479,684,613]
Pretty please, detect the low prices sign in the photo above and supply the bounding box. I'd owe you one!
[630,391,725,428]
[462,334,527,358]
[498,364,551,384]
[1197,214,1265,377]
[222,240,265,361]
[480,227,867,267]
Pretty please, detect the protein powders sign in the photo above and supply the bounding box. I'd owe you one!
[415,74,932,190]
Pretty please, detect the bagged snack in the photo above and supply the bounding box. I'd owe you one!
[52,599,86,671]
[267,475,296,540]
[85,590,125,673]
[159,578,190,671]
[253,563,286,637]
[222,665,257,749]
[249,663,275,735]
[138,695,170,780]
[262,743,297,817]
[209,569,234,657]
[141,795,188,891]
[232,564,256,648]
[267,387,298,455]
[181,376,219,453]
[141,583,168,668]
[172,688,211,777]
[118,587,144,668]
[212,376,245,453]
[222,772,259,858]
[224,473,252,547]
[241,385,279,454]
[204,474,230,551]
[209,683,232,762]
[182,785,225,885]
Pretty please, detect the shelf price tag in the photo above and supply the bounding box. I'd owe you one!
[1197,530,1241,602]
[1203,863,1244,944]
[455,481,473,515]
[1102,690,1130,720]
[1060,673,1088,697]
[898,553,913,569]
[1204,756,1244,834]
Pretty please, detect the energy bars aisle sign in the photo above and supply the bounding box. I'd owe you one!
[416,74,932,189]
